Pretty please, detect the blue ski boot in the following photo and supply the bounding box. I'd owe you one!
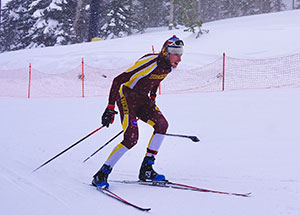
[92,164,112,188]
[139,156,166,181]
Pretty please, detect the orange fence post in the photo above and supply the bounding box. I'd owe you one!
[28,63,31,99]
[82,58,85,97]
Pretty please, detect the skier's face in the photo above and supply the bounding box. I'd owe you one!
[169,53,182,68]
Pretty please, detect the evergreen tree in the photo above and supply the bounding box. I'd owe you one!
[0,0,35,52]
[219,0,239,18]
[219,0,257,18]
[0,0,78,52]
[98,0,141,39]
[270,0,285,12]
[196,0,223,22]
[297,0,300,9]
[239,0,260,16]
[259,0,272,13]
[134,0,168,28]
[173,0,207,38]
[28,0,77,48]
[0,1,2,25]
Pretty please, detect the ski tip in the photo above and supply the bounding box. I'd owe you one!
[191,136,200,142]
[240,192,252,197]
[245,192,252,197]
[143,208,151,212]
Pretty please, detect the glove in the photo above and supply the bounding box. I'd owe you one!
[101,105,118,128]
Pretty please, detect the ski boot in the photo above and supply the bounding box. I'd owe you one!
[92,164,112,188]
[139,156,166,182]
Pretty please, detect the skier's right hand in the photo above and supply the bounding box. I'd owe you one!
[101,105,118,128]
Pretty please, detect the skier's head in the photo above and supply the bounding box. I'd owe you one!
[161,35,184,68]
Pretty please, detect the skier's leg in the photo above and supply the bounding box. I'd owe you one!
[92,116,138,188]
[93,88,139,187]
[138,104,168,181]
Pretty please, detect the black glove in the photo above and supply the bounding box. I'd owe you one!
[101,105,118,128]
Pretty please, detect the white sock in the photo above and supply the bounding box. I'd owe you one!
[105,143,128,168]
[146,133,165,157]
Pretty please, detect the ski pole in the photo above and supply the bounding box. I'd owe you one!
[83,118,140,163]
[82,129,199,163]
[33,126,104,172]
[164,133,200,142]
[83,130,123,163]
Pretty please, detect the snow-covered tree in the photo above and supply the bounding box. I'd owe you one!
[270,0,285,11]
[219,0,258,18]
[134,0,168,28]
[98,0,141,39]
[0,0,35,51]
[174,0,207,38]
[0,1,2,24]
[259,0,272,13]
[28,0,77,48]
[239,0,260,16]
[0,0,78,52]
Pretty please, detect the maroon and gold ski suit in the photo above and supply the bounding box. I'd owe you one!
[108,53,172,149]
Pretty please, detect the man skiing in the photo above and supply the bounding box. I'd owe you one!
[92,35,184,188]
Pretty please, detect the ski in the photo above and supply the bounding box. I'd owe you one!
[94,186,151,212]
[111,180,251,197]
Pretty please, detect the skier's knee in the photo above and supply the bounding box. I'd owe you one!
[122,139,138,149]
[154,118,168,134]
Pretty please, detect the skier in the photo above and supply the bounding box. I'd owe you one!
[92,35,184,188]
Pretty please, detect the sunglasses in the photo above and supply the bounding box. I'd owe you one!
[168,40,184,47]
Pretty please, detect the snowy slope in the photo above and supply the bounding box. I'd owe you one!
[1,10,300,215]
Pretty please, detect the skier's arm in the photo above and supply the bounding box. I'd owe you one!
[101,72,131,127]
[108,72,131,106]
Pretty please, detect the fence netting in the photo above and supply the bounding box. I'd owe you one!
[163,58,224,94]
[0,68,28,98]
[0,53,299,98]
[224,53,300,90]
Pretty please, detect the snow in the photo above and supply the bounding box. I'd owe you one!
[49,1,64,10]
[43,19,59,34]
[33,9,44,18]
[1,10,300,215]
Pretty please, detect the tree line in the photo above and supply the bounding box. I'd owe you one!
[0,0,298,53]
